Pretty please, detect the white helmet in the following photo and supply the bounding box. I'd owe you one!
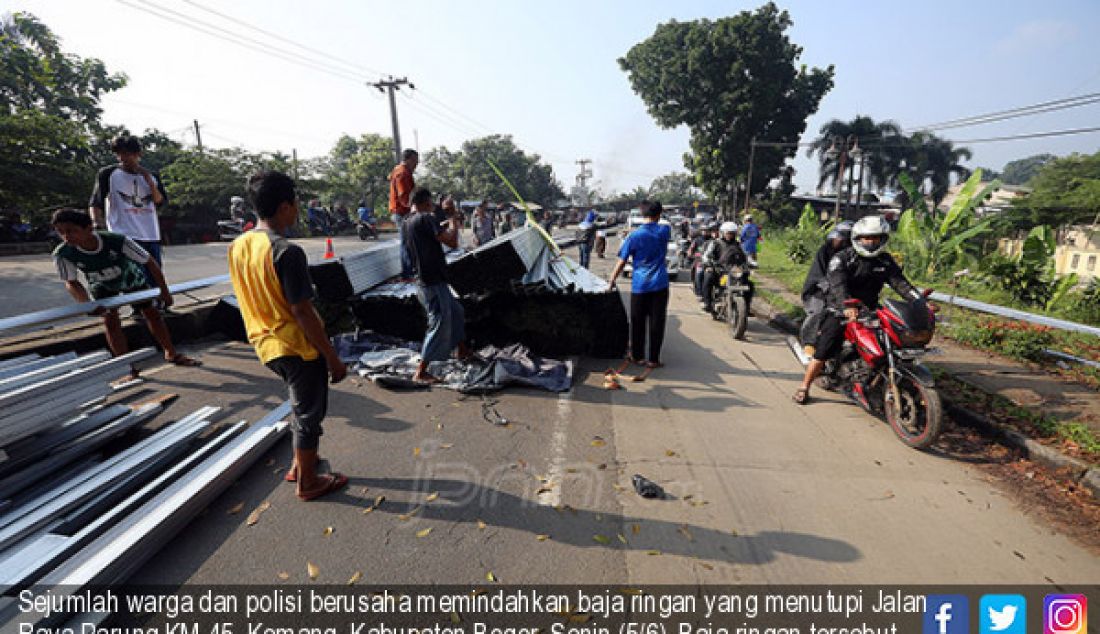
[850,215,891,258]
[720,221,739,236]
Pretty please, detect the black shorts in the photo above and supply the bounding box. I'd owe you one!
[813,313,846,361]
[93,286,155,312]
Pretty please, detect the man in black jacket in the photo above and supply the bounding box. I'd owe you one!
[799,220,853,348]
[700,221,754,314]
[792,216,921,404]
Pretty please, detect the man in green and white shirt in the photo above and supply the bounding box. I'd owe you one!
[52,209,200,375]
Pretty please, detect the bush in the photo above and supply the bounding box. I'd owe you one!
[948,317,1054,361]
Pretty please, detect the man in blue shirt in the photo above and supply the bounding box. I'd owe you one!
[740,214,762,262]
[608,201,671,368]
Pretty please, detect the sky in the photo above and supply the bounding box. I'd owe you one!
[7,0,1100,199]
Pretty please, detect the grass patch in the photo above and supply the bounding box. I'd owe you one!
[757,237,808,295]
[933,368,1100,462]
[757,287,805,322]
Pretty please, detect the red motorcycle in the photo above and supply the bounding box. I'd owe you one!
[797,290,943,449]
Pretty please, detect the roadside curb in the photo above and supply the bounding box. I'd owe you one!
[753,294,1099,500]
[945,402,1099,499]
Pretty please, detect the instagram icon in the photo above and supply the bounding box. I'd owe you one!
[1045,595,1087,634]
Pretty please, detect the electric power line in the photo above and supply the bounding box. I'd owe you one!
[180,0,387,77]
[911,92,1100,132]
[117,0,369,84]
[754,125,1100,148]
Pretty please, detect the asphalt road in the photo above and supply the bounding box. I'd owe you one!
[0,235,395,319]
[115,255,1098,585]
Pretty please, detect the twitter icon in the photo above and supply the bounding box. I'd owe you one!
[981,595,1027,634]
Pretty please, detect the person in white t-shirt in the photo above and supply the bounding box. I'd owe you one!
[89,135,169,290]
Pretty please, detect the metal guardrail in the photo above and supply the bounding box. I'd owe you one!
[0,274,230,336]
[930,291,1100,337]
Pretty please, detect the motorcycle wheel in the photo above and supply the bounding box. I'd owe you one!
[884,373,943,449]
[727,294,748,340]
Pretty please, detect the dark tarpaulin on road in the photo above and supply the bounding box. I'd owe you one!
[333,332,572,394]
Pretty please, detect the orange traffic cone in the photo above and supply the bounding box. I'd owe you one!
[323,238,335,259]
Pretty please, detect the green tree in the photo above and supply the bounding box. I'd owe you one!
[903,131,972,209]
[314,133,393,210]
[0,12,126,216]
[419,135,564,205]
[807,116,904,194]
[1001,153,1056,186]
[647,172,700,204]
[1007,151,1100,227]
[618,3,834,210]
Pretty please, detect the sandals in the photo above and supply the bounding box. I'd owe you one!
[166,353,202,367]
[792,387,811,405]
[297,472,348,501]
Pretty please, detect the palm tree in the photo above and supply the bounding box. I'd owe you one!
[807,116,905,194]
[903,132,973,209]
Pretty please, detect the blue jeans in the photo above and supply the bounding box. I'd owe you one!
[397,215,414,278]
[135,240,162,288]
[417,282,465,362]
[578,243,592,268]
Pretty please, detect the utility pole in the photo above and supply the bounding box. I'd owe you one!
[292,148,299,180]
[574,159,593,206]
[370,76,414,165]
[743,137,756,214]
[193,119,203,153]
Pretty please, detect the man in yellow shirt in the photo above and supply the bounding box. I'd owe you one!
[228,170,347,501]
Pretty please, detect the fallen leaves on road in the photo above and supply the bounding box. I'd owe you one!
[677,525,694,542]
[536,534,550,541]
[348,571,362,585]
[477,520,487,530]
[646,550,661,556]
[699,563,715,571]
[426,492,440,503]
[632,524,641,535]
[322,526,334,537]
[227,502,244,515]
[440,443,453,449]
[246,501,271,526]
[307,561,319,580]
[591,437,606,447]
[486,571,497,582]
[450,613,462,624]
[592,534,610,545]
[665,450,678,457]
[617,534,628,545]
[417,528,433,538]
[398,506,422,521]
[413,447,421,457]
[277,571,289,580]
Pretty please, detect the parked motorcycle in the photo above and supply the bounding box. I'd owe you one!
[705,263,752,340]
[792,291,944,449]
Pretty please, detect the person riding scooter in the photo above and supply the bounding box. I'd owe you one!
[691,222,719,298]
[357,200,378,240]
[792,215,922,405]
[700,221,754,314]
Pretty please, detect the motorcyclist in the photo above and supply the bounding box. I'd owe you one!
[700,221,754,314]
[692,222,719,298]
[799,220,853,350]
[792,215,922,405]
[357,199,378,239]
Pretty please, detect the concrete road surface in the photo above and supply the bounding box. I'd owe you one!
[119,256,1098,585]
[0,235,394,319]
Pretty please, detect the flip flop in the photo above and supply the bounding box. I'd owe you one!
[792,387,811,405]
[284,458,325,483]
[167,354,203,367]
[297,472,348,501]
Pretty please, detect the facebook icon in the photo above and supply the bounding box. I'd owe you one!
[924,595,970,634]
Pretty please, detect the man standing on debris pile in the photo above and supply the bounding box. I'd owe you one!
[389,149,418,280]
[229,170,348,501]
[607,200,671,369]
[405,187,473,384]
